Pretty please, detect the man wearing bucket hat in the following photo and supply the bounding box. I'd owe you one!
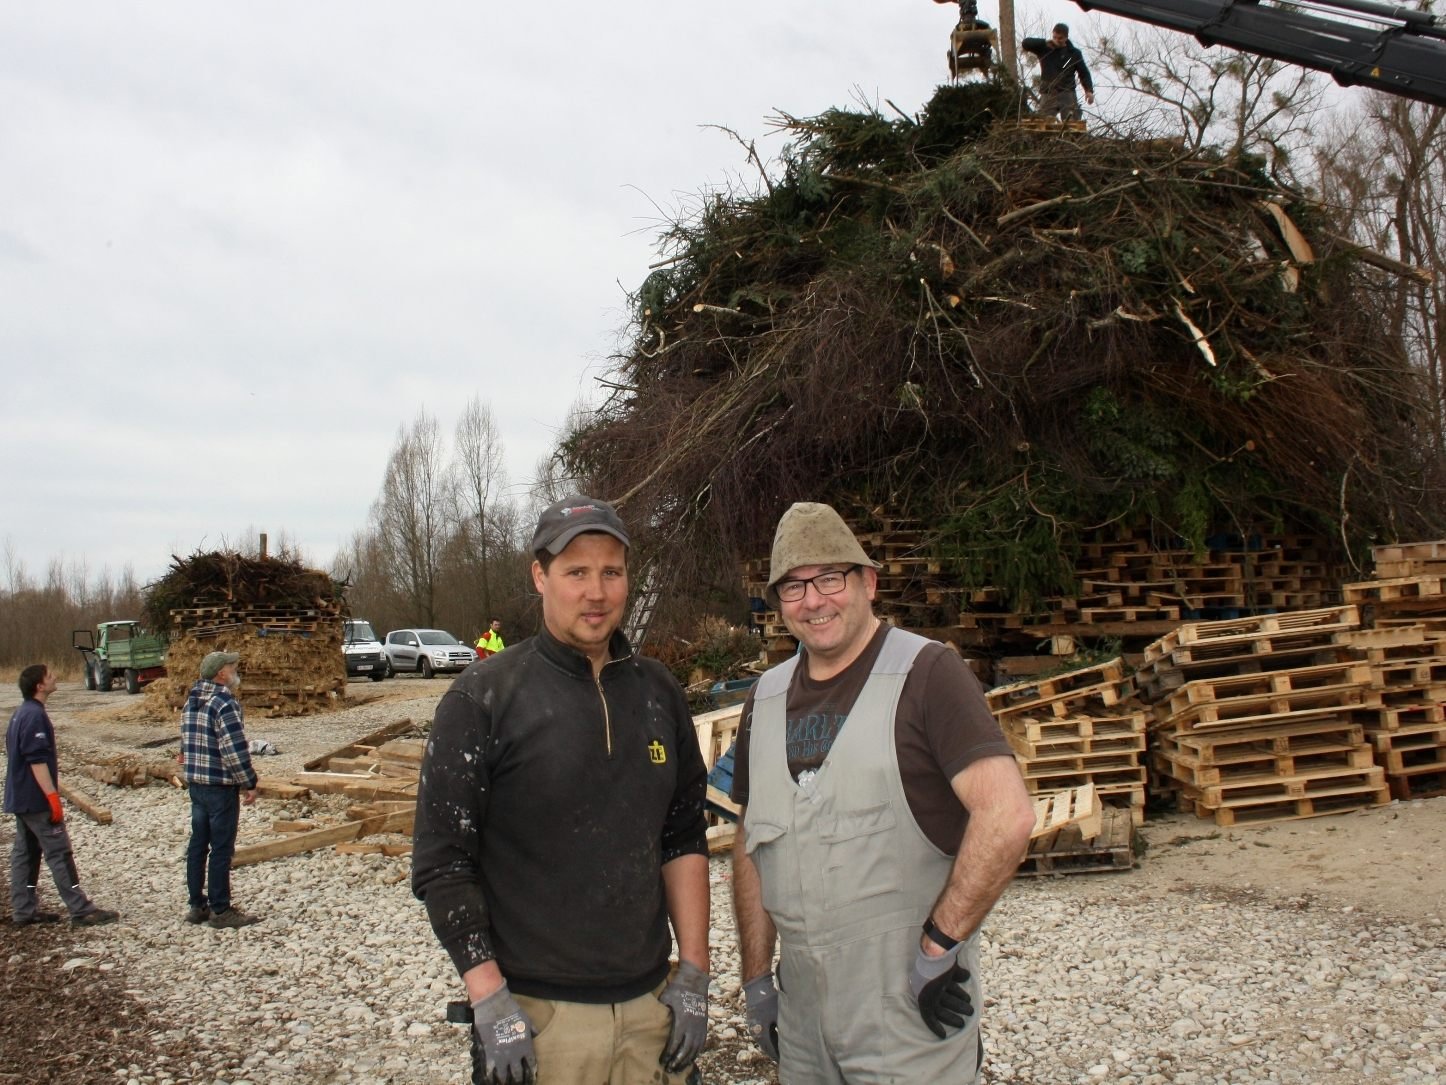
[180,650,261,929]
[413,496,711,1085]
[730,502,1035,1083]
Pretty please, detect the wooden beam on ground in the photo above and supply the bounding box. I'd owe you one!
[292,771,387,794]
[372,739,426,768]
[233,818,373,867]
[335,841,413,857]
[255,779,311,800]
[58,781,112,825]
[303,718,416,771]
[271,819,321,833]
[341,781,418,803]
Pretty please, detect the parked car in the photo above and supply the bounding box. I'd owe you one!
[384,628,476,678]
[342,619,389,681]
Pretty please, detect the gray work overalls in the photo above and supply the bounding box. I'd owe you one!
[745,627,984,1084]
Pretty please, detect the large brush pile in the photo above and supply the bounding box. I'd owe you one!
[565,84,1444,609]
[144,551,347,718]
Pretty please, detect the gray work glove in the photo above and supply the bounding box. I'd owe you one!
[742,972,780,1063]
[471,985,537,1084]
[657,960,710,1072]
[908,946,974,1039]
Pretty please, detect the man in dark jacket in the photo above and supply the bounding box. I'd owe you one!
[413,496,710,1085]
[5,663,119,928]
[1022,23,1095,121]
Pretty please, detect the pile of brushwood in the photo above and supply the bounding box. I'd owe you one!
[564,83,1446,607]
[143,550,346,631]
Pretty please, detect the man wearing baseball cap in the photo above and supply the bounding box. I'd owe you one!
[730,502,1034,1082]
[180,650,261,929]
[413,496,711,1084]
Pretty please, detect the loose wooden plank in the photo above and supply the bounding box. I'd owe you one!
[303,718,417,771]
[232,819,369,866]
[232,810,415,868]
[58,780,112,825]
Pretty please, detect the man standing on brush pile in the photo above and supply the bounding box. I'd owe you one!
[5,664,120,928]
[181,651,261,929]
[1022,23,1095,122]
[730,503,1035,1082]
[413,496,711,1085]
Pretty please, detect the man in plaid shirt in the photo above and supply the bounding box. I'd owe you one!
[181,651,261,929]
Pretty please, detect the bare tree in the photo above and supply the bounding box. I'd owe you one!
[1095,28,1327,179]
[372,410,451,627]
[451,395,509,623]
[1314,95,1446,458]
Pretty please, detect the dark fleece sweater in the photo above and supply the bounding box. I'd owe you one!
[411,626,708,1003]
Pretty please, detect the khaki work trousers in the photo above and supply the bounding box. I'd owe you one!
[513,984,695,1085]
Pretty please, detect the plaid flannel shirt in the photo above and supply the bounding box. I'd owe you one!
[180,679,257,789]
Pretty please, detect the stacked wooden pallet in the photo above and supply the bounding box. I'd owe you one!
[740,520,1344,663]
[959,535,1343,649]
[985,658,1149,822]
[1020,782,1134,876]
[162,599,347,716]
[1339,540,1446,798]
[1139,607,1390,825]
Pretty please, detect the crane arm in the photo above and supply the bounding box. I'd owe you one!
[1072,0,1446,106]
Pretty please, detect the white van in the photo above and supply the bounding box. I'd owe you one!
[343,619,389,681]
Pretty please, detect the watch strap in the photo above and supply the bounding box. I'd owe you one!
[922,916,961,952]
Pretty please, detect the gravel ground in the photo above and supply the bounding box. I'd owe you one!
[3,679,1444,1083]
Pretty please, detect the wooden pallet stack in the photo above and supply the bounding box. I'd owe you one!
[741,520,1345,666]
[956,535,1344,652]
[157,600,347,716]
[1138,606,1390,825]
[984,658,1149,822]
[1021,785,1135,877]
[1338,540,1446,799]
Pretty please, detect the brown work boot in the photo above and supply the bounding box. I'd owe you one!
[208,907,261,929]
[186,905,211,925]
[11,911,62,927]
[72,908,120,928]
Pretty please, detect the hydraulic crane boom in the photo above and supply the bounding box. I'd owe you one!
[1072,0,1446,106]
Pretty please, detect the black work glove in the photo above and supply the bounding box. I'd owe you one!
[658,960,709,1072]
[471,985,537,1084]
[742,972,780,1063]
[908,946,974,1039]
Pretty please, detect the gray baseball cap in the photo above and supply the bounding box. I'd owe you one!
[200,651,240,679]
[765,503,881,605]
[531,496,630,556]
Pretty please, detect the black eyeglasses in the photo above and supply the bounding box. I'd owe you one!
[775,566,860,603]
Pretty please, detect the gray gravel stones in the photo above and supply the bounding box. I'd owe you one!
[21,690,1446,1083]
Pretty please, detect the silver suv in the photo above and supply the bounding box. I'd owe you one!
[384,628,476,678]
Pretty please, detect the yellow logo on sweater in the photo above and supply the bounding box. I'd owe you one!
[648,740,667,764]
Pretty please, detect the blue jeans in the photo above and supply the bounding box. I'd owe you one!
[187,784,240,912]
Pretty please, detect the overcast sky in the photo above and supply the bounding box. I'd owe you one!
[3,0,1102,587]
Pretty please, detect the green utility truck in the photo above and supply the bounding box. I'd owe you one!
[73,621,169,694]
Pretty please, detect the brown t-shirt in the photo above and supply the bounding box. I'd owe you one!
[730,624,1013,853]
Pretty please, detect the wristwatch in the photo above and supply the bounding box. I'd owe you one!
[922,916,961,952]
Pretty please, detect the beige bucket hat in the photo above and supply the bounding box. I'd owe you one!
[765,503,882,605]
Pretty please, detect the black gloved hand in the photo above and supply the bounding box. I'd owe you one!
[908,946,974,1039]
[658,960,710,1072]
[471,985,537,1084]
[742,972,780,1062]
